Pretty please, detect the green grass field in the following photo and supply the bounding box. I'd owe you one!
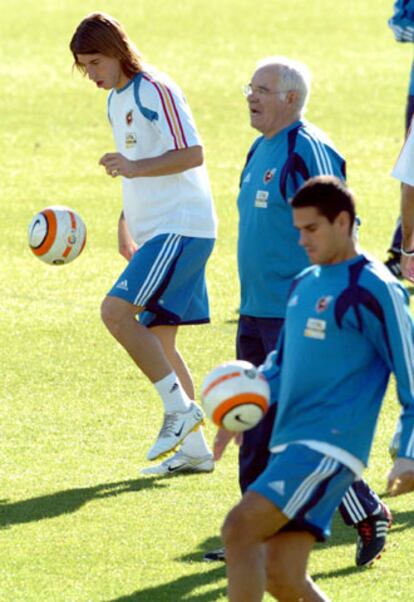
[1,0,413,600]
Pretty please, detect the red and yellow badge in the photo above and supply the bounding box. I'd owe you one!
[263,168,276,184]
[126,110,133,126]
[315,295,333,313]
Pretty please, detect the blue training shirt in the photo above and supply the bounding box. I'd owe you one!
[262,254,414,468]
[237,120,346,318]
[389,0,414,42]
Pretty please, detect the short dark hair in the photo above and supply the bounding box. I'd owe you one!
[290,175,356,230]
[70,12,143,79]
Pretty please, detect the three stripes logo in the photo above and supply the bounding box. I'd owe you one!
[116,280,129,291]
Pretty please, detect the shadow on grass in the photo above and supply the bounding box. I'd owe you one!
[141,503,414,601]
[104,535,226,601]
[105,565,226,602]
[0,478,166,529]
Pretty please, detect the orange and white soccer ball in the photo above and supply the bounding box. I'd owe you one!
[201,360,270,432]
[28,206,87,265]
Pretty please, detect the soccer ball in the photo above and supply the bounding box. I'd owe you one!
[28,206,87,265]
[200,360,270,432]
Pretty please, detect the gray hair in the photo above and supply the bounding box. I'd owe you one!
[256,56,312,114]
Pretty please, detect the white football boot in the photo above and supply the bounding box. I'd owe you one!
[146,402,204,461]
[141,449,214,475]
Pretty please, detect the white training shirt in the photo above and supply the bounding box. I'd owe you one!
[392,123,414,186]
[108,68,217,245]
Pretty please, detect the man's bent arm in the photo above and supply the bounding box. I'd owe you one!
[99,146,204,178]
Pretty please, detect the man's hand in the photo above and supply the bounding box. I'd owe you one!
[387,457,414,496]
[99,153,136,178]
[213,428,243,461]
[400,254,414,282]
[118,213,138,260]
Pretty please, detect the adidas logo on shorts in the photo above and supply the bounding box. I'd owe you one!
[116,279,129,291]
[269,480,285,496]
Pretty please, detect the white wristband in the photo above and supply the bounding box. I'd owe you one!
[401,248,414,257]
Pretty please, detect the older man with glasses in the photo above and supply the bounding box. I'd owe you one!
[204,56,392,568]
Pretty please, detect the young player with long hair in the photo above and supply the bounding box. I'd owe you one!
[70,12,217,473]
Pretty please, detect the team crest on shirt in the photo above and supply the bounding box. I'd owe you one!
[315,295,333,313]
[263,168,276,184]
[126,109,133,126]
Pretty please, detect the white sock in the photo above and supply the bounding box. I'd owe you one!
[154,372,191,413]
[180,428,212,457]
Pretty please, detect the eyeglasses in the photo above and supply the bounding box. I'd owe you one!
[242,83,289,98]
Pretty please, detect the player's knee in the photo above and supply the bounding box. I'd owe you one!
[221,503,255,550]
[101,297,122,334]
[221,506,245,549]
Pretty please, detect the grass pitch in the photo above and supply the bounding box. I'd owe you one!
[1,0,413,600]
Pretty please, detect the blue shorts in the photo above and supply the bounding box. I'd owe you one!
[107,233,215,327]
[248,444,355,542]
